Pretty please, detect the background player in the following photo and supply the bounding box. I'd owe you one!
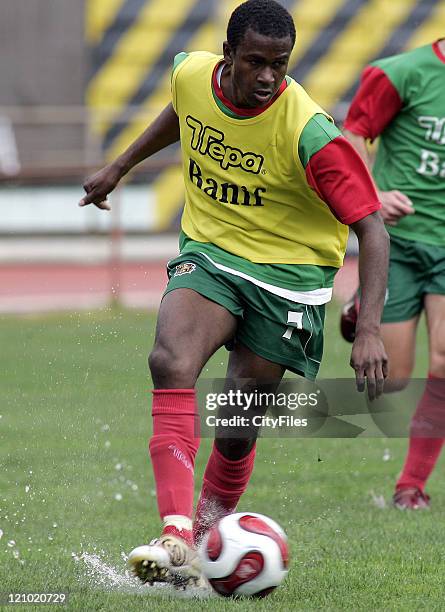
[341,38,445,509]
[80,0,389,585]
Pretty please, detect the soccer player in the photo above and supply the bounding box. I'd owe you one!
[80,0,388,585]
[340,39,445,509]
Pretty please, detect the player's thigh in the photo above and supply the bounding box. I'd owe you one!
[381,317,419,390]
[226,342,286,382]
[425,294,445,377]
[153,254,243,363]
[153,288,237,370]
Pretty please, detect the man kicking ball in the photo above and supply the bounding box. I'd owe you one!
[80,0,389,587]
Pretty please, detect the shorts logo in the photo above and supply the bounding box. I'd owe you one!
[174,262,196,277]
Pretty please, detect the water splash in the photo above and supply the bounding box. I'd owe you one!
[72,550,212,599]
[370,490,387,509]
[72,551,145,591]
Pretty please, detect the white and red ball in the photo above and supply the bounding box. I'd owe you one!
[199,512,289,598]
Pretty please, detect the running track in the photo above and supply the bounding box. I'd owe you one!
[0,258,358,314]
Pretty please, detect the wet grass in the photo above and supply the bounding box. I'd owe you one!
[1,304,444,610]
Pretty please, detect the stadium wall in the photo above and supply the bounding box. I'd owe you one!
[0,0,87,166]
[0,0,86,106]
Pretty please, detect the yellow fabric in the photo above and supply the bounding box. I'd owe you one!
[171,52,348,266]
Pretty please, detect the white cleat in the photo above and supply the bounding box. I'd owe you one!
[128,535,208,590]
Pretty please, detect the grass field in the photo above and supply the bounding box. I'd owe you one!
[1,303,444,611]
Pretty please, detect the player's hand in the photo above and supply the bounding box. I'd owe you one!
[350,330,388,401]
[378,190,414,226]
[79,163,124,210]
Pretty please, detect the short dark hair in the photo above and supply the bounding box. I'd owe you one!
[227,0,296,51]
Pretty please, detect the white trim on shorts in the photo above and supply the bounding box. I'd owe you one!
[197,252,333,305]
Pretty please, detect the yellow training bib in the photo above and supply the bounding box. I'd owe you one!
[172,52,348,267]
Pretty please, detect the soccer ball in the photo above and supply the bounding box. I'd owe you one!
[199,512,289,597]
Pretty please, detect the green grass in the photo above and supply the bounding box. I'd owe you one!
[1,303,444,611]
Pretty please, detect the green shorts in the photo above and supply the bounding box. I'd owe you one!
[164,253,325,379]
[382,235,445,323]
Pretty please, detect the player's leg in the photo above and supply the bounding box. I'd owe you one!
[148,287,237,526]
[149,288,237,388]
[194,343,285,542]
[130,258,240,584]
[384,312,430,509]
[378,316,428,508]
[195,282,323,543]
[218,342,286,459]
[393,241,445,508]
[380,318,418,391]
[364,316,432,510]
[425,294,445,379]
[395,295,445,508]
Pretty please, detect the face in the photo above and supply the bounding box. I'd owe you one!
[223,28,293,108]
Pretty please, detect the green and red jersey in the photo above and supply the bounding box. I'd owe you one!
[345,40,445,246]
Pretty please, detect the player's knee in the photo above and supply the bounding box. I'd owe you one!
[384,363,413,393]
[216,437,255,461]
[429,348,445,378]
[148,345,197,387]
[384,377,411,393]
[148,346,165,378]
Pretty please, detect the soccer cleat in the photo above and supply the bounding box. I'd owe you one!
[340,294,360,343]
[128,534,207,589]
[393,487,431,510]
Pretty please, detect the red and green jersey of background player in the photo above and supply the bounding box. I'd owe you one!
[344,40,445,246]
[170,52,380,298]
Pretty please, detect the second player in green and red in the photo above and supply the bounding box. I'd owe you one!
[341,39,445,510]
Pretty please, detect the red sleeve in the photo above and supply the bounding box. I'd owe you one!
[305,136,381,225]
[343,66,402,141]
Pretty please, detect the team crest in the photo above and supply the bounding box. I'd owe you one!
[174,262,196,277]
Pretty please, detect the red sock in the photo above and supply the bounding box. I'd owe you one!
[396,375,445,492]
[193,443,256,545]
[149,389,200,543]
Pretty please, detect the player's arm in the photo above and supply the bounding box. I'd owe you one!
[79,103,180,209]
[343,65,413,225]
[303,123,389,398]
[349,212,389,399]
